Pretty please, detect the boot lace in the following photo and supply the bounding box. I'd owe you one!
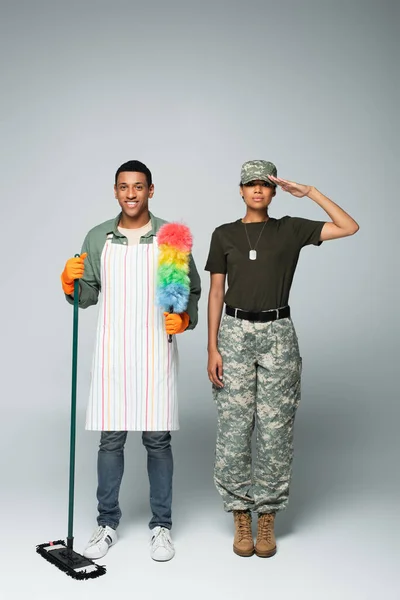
[258,514,274,543]
[235,512,252,541]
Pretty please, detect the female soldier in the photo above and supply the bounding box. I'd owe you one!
[205,160,358,558]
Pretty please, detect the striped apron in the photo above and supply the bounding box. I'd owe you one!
[86,233,179,431]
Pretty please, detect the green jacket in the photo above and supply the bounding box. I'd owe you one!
[66,212,201,329]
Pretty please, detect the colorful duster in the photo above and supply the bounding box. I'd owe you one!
[156,223,192,341]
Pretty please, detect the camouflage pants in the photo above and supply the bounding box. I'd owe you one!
[213,314,302,513]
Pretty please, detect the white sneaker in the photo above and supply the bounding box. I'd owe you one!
[83,525,117,559]
[150,526,175,562]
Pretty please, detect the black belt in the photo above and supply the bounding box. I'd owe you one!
[225,305,290,323]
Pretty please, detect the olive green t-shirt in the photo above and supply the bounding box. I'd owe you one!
[204,216,325,311]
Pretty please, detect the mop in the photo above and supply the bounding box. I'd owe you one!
[156,222,192,341]
[36,269,106,580]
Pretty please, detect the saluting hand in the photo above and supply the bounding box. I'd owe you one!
[268,175,312,198]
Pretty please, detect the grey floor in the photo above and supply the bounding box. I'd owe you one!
[3,367,399,600]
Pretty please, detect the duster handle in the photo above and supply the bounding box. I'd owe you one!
[168,305,173,343]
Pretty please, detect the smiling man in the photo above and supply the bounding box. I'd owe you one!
[60,160,201,562]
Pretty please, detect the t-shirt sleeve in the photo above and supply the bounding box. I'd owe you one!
[204,228,227,274]
[289,217,325,248]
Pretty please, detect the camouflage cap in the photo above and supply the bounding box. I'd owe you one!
[240,160,277,185]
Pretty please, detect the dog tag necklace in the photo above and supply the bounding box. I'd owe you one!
[243,220,268,260]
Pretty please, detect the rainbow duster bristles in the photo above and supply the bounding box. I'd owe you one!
[157,223,192,340]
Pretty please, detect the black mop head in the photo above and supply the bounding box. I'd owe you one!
[36,540,106,580]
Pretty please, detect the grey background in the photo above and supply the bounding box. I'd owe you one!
[0,0,398,598]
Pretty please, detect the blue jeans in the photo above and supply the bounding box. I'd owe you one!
[96,431,173,530]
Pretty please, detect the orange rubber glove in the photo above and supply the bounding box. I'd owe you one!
[163,312,190,335]
[61,252,87,295]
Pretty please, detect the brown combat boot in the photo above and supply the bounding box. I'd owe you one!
[233,510,254,557]
[255,513,277,558]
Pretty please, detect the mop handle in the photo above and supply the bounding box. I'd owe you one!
[67,260,80,549]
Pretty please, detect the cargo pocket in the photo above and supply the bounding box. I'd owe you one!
[278,356,302,418]
[212,380,229,406]
[294,356,302,410]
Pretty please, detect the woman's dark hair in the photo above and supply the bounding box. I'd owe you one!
[115,160,152,186]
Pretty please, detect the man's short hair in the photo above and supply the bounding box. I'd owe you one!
[115,160,152,187]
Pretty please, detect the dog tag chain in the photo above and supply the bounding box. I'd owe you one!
[243,220,268,260]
